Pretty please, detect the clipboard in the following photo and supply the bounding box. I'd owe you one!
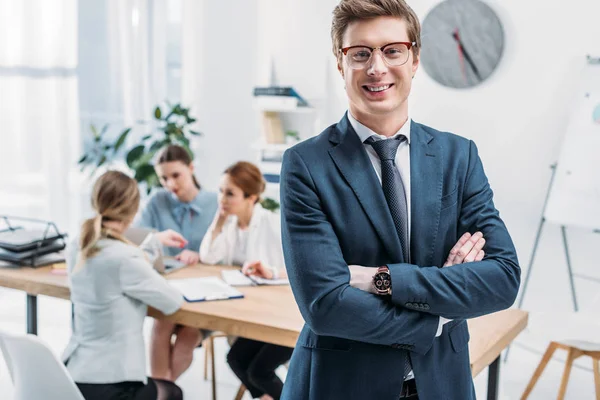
[168,277,244,302]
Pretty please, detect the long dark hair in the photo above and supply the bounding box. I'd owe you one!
[155,145,201,189]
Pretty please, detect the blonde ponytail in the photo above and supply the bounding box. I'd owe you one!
[77,171,141,263]
[79,214,103,259]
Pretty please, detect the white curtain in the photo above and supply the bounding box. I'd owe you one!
[0,0,80,232]
[0,0,174,234]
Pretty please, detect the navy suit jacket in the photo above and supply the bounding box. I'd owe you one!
[279,114,520,400]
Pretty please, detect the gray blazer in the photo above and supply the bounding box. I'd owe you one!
[62,238,183,384]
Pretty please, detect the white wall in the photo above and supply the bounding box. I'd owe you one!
[188,0,600,312]
[182,0,260,191]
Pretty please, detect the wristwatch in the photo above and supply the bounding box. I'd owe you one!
[372,266,392,295]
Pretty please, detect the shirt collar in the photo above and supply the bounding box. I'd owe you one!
[347,111,411,144]
[169,190,204,219]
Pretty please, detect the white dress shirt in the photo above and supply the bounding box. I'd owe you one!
[199,204,285,279]
[347,112,449,380]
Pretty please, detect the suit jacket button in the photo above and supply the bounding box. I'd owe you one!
[423,304,430,310]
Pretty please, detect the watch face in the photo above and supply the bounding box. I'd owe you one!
[420,0,504,88]
[373,272,391,293]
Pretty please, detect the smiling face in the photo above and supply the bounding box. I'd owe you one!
[338,16,419,125]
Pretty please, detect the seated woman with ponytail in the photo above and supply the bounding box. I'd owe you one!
[200,161,291,400]
[62,171,188,400]
[135,144,218,382]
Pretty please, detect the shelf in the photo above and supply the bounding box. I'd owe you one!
[253,104,316,114]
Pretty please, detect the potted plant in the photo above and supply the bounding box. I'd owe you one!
[78,103,201,193]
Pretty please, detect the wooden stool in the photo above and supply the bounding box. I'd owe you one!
[234,384,247,400]
[203,332,229,400]
[521,340,600,399]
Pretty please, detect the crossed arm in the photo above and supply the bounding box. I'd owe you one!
[280,143,520,352]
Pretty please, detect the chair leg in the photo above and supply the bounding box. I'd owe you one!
[211,335,217,400]
[593,357,600,400]
[204,337,210,381]
[234,384,247,400]
[520,342,559,399]
[557,347,579,400]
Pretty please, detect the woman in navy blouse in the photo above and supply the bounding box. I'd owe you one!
[135,144,217,382]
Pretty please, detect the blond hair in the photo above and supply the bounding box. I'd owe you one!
[79,171,140,260]
[331,0,421,64]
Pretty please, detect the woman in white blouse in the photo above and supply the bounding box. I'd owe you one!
[200,161,291,400]
[62,171,187,400]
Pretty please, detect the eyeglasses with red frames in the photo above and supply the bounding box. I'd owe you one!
[339,41,417,69]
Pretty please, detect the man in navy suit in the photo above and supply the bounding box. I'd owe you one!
[279,0,520,399]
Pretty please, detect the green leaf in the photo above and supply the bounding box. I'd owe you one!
[90,124,98,137]
[126,145,145,168]
[141,134,152,141]
[99,124,110,137]
[78,154,88,164]
[146,172,160,188]
[189,130,202,136]
[154,106,162,120]
[164,122,178,135]
[149,139,167,153]
[113,128,132,152]
[186,117,196,124]
[134,164,155,182]
[97,155,107,168]
[135,150,156,168]
[178,135,190,147]
[260,197,280,212]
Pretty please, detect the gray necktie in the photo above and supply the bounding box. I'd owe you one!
[366,135,413,381]
[365,135,410,263]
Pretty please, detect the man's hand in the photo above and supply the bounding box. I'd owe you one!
[155,229,188,248]
[348,232,486,293]
[443,231,485,267]
[348,265,377,294]
[242,260,274,279]
[176,249,200,265]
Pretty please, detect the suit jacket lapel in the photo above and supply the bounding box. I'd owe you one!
[329,114,403,262]
[409,121,443,267]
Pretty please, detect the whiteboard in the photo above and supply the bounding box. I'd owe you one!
[545,62,600,230]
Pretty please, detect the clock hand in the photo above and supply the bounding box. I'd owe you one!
[452,30,482,82]
[453,29,468,84]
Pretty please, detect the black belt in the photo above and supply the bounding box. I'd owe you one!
[399,379,418,399]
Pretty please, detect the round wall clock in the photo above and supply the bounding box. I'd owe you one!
[420,0,505,89]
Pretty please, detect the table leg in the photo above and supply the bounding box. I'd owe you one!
[26,294,38,335]
[487,355,500,400]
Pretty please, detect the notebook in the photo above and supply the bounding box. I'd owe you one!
[221,269,289,286]
[168,277,244,302]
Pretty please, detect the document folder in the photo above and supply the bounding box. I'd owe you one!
[168,277,244,302]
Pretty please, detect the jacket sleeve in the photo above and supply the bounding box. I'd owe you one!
[119,252,183,315]
[389,140,521,319]
[281,148,439,355]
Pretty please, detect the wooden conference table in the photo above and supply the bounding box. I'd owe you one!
[0,263,528,400]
